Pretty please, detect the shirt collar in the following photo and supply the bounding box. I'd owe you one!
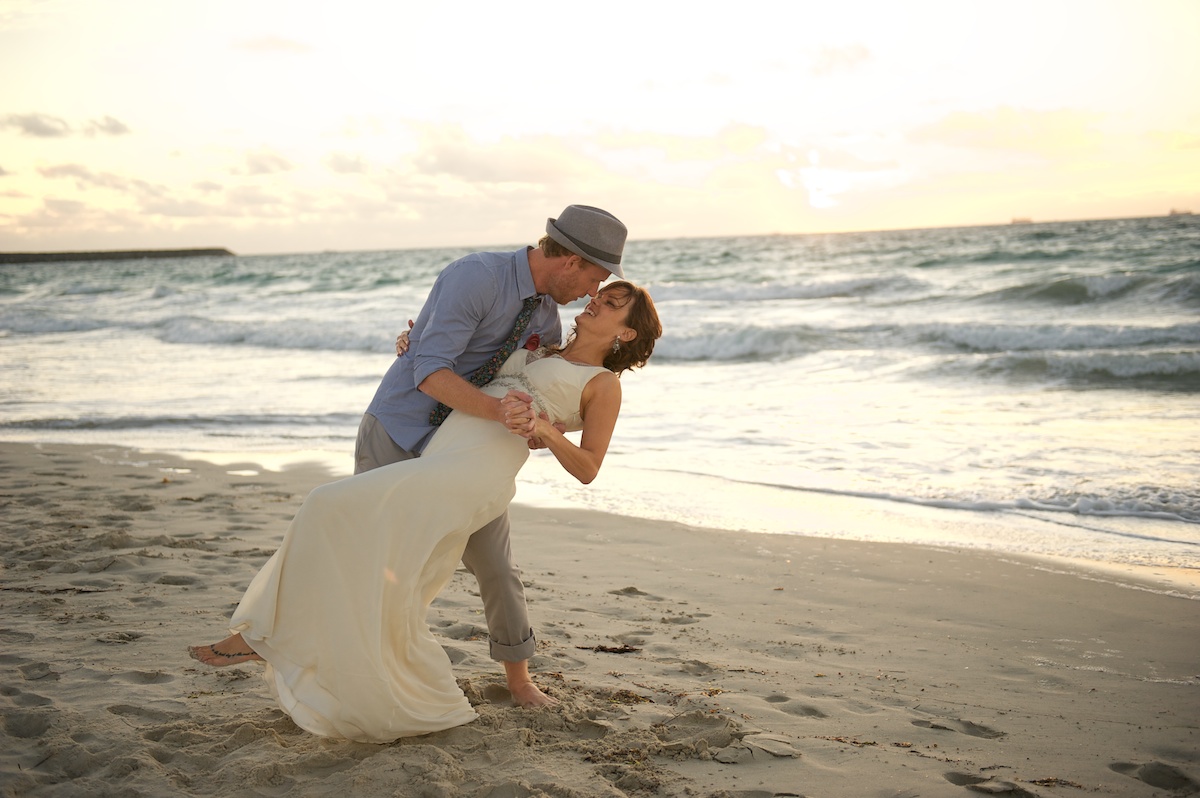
[516,246,539,300]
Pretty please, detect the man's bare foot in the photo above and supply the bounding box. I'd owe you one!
[509,680,559,708]
[187,633,263,667]
[503,659,558,707]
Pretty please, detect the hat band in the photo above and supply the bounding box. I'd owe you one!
[557,227,622,266]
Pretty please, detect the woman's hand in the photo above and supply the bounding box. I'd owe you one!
[395,319,415,356]
[526,417,567,449]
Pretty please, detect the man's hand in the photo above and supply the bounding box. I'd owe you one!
[395,319,415,356]
[501,391,535,435]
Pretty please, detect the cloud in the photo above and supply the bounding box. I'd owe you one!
[2,113,71,137]
[13,197,140,233]
[410,128,592,187]
[226,185,284,207]
[140,198,222,218]
[38,163,169,198]
[232,36,313,54]
[0,165,10,177]
[326,152,366,174]
[810,45,871,77]
[39,163,122,189]
[909,106,1104,155]
[38,164,88,178]
[85,115,131,136]
[193,180,224,193]
[242,149,294,175]
[44,198,86,215]
[2,113,130,138]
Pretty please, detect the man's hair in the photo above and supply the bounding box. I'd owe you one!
[538,234,584,263]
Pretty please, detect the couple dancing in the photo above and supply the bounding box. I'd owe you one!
[189,205,662,743]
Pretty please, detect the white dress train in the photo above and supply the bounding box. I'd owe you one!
[228,351,605,743]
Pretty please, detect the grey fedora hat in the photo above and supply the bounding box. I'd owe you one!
[545,205,627,278]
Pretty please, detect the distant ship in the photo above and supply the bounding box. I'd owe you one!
[1167,209,1193,216]
[1010,217,1033,224]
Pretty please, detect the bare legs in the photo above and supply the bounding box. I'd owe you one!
[187,633,263,667]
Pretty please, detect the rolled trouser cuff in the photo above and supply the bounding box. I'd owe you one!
[489,628,537,662]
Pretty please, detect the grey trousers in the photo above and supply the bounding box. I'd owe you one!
[353,412,536,662]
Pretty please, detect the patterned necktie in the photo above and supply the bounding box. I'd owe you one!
[428,294,541,426]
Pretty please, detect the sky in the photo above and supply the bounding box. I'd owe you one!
[1,0,1198,255]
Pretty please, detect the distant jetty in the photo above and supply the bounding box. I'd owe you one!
[0,248,234,264]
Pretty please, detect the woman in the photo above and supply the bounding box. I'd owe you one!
[188,281,661,743]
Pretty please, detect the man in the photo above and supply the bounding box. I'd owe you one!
[354,204,627,707]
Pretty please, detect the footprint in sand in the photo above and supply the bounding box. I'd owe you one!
[943,773,1038,797]
[1110,761,1199,792]
[155,574,198,586]
[481,683,514,703]
[764,693,828,718]
[679,660,717,675]
[608,586,665,601]
[912,718,1005,739]
[530,651,587,671]
[656,710,741,754]
[107,704,181,723]
[111,496,155,512]
[18,662,59,682]
[1,687,52,707]
[440,645,475,665]
[2,710,54,739]
[437,622,489,641]
[112,670,174,685]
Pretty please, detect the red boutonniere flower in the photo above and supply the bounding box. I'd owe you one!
[524,334,541,351]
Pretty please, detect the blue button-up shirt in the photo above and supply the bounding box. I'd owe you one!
[365,247,562,453]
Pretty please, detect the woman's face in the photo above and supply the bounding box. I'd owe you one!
[577,288,632,337]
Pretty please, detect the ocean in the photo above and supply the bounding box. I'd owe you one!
[3,215,1198,584]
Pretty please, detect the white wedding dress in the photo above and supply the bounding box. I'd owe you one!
[228,350,606,743]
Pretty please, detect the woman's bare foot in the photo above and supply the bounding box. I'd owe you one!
[187,633,263,667]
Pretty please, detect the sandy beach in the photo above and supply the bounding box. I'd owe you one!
[1,442,1197,798]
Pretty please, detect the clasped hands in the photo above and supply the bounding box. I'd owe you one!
[396,327,560,448]
[502,391,562,449]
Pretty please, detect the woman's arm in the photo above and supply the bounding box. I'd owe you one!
[524,372,622,484]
